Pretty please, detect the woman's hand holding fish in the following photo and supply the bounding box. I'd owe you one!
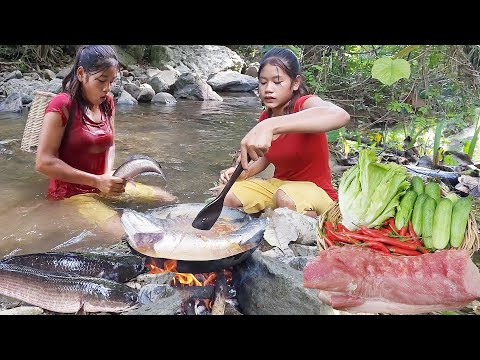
[95,174,127,196]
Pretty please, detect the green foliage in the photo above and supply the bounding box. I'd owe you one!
[387,100,414,114]
[443,154,458,166]
[372,57,411,85]
[393,45,421,59]
[0,45,72,70]
[327,128,342,142]
[405,115,432,149]
[468,108,480,158]
[433,121,445,167]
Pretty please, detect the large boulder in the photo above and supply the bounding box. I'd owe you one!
[150,45,245,80]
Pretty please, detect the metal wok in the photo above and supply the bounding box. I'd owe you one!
[128,244,259,273]
[123,203,266,273]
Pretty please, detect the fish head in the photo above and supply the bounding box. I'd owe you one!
[106,284,139,313]
[121,210,167,257]
[84,279,140,313]
[109,255,147,282]
[133,232,167,257]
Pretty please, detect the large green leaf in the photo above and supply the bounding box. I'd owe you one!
[371,57,411,86]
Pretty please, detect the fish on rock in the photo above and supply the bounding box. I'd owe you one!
[0,263,139,314]
[304,245,480,315]
[0,251,146,283]
[121,208,268,261]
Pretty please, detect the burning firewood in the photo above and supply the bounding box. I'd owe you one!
[211,271,227,315]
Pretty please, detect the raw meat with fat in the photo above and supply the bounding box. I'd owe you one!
[303,245,480,314]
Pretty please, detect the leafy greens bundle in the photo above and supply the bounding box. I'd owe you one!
[338,149,410,230]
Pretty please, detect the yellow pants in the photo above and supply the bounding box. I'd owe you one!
[62,182,161,226]
[231,178,334,216]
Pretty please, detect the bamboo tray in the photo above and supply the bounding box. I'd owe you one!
[317,199,480,256]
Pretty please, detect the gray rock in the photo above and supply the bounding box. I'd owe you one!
[233,250,334,315]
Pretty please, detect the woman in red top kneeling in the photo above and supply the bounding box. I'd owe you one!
[219,47,350,218]
[35,45,176,237]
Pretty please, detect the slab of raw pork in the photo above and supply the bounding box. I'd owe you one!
[303,245,480,314]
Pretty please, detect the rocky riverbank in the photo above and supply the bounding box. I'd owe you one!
[0,45,260,113]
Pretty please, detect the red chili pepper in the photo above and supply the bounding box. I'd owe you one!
[388,218,400,234]
[407,221,429,254]
[329,230,362,245]
[359,225,388,239]
[334,231,384,244]
[363,240,391,254]
[336,223,349,232]
[387,246,423,256]
[399,226,408,237]
[345,232,421,251]
[324,221,334,232]
[324,237,335,248]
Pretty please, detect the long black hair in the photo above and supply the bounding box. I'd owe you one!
[62,45,119,123]
[258,47,309,117]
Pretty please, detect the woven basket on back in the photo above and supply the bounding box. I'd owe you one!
[317,196,480,256]
[20,90,55,153]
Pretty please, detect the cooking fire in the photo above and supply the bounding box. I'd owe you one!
[144,257,236,315]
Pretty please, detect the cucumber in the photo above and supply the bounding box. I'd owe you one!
[425,182,441,205]
[449,195,474,248]
[395,189,418,230]
[445,193,459,205]
[422,196,437,249]
[411,193,428,236]
[411,176,425,195]
[432,198,453,250]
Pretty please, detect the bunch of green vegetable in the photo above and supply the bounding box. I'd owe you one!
[396,176,473,250]
[338,149,410,230]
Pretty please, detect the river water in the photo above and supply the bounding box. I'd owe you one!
[0,93,263,258]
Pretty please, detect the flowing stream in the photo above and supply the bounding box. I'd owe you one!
[0,93,263,257]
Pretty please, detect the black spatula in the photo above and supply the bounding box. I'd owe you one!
[192,156,249,230]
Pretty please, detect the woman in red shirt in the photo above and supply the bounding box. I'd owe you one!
[219,47,350,218]
[35,45,175,236]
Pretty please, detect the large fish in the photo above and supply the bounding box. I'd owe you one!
[121,206,267,261]
[0,263,139,314]
[113,154,166,183]
[0,251,146,283]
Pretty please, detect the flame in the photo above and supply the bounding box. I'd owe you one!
[173,273,202,286]
[145,258,208,286]
[145,257,233,288]
[145,258,234,313]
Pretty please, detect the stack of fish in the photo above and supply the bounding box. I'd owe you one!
[0,251,146,314]
[0,154,168,314]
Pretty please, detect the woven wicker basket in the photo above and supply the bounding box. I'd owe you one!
[317,197,480,256]
[20,90,55,153]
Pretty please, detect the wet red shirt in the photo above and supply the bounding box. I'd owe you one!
[45,93,114,200]
[258,95,337,201]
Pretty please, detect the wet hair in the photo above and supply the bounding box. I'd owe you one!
[62,45,119,121]
[258,47,309,116]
